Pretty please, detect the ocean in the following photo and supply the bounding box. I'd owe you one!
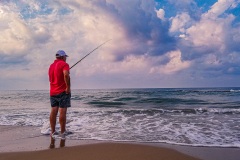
[0,88,240,148]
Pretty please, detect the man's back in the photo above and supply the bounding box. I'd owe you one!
[49,59,69,96]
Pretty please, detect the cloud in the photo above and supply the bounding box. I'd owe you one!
[0,0,240,89]
[170,12,191,33]
[156,8,165,20]
[172,0,240,60]
[102,0,176,58]
[150,50,191,74]
[0,4,31,55]
[205,0,236,18]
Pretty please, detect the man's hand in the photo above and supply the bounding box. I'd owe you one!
[63,70,71,94]
[65,87,71,94]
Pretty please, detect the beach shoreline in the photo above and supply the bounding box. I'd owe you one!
[0,125,239,160]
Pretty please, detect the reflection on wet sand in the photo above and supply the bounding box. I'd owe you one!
[60,139,65,147]
[49,137,65,149]
[49,137,55,149]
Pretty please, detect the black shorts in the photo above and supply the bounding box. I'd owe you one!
[50,92,71,108]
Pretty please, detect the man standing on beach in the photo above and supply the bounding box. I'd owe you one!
[48,50,71,139]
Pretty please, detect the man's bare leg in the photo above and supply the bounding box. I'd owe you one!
[59,108,67,134]
[50,107,59,134]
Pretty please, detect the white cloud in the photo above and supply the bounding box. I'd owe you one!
[204,0,236,18]
[186,18,225,49]
[150,50,191,74]
[185,9,236,54]
[170,12,191,33]
[73,54,150,77]
[156,8,165,20]
[0,4,32,55]
[0,0,129,81]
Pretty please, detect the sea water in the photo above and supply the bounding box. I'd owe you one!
[0,88,240,147]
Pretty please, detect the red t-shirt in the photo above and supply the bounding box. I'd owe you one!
[48,59,70,96]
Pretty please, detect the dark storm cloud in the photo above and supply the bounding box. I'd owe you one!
[92,0,176,60]
[89,0,240,79]
[0,54,29,67]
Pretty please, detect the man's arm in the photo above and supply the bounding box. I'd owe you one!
[63,70,71,94]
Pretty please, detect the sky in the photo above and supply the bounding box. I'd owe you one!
[0,0,240,90]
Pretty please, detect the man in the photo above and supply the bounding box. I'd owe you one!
[48,50,71,140]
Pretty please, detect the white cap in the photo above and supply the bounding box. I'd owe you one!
[56,50,68,57]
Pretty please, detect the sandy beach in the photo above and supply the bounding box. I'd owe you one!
[0,142,201,160]
[0,125,240,160]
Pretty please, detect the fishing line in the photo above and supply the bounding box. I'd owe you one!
[70,39,111,69]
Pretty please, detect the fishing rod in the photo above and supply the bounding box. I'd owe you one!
[70,39,111,69]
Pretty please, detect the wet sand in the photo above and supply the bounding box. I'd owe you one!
[0,125,240,160]
[0,142,202,160]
